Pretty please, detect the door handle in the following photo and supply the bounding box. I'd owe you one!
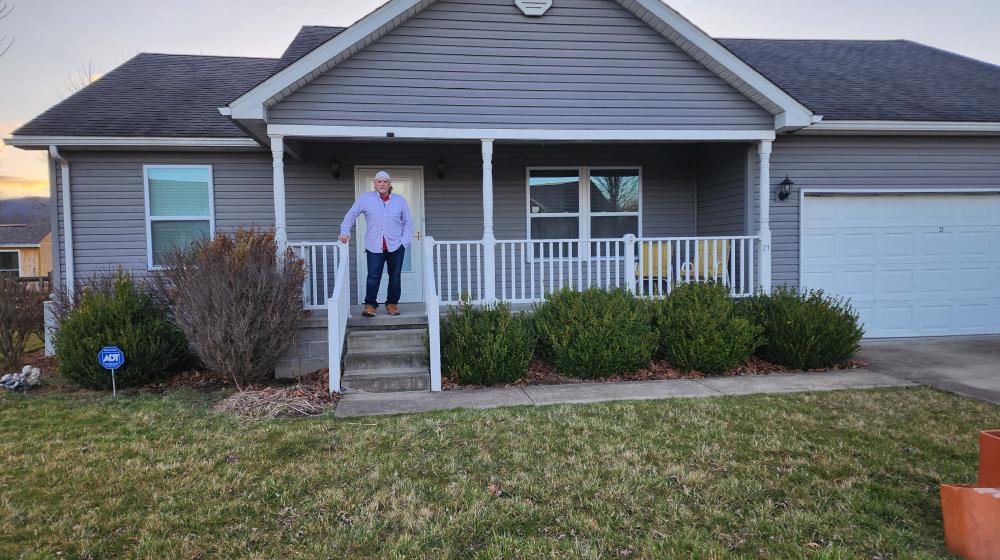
[415,230,422,240]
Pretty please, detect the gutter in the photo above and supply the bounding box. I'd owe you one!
[48,146,73,295]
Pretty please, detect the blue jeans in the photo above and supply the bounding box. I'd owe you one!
[365,246,405,307]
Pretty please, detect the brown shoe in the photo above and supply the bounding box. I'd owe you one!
[362,304,377,317]
[386,304,401,316]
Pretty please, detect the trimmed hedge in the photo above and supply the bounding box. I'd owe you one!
[653,282,762,373]
[740,286,864,369]
[54,270,188,390]
[441,301,536,385]
[533,288,656,379]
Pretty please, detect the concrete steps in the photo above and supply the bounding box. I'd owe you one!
[342,312,431,393]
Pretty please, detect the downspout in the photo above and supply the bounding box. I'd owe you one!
[48,146,73,295]
[46,149,62,296]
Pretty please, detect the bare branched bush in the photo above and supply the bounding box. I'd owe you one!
[153,228,306,388]
[0,276,43,370]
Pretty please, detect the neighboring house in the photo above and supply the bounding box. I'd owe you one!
[0,224,52,279]
[5,0,1000,385]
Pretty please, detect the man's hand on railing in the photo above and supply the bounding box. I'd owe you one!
[338,234,350,243]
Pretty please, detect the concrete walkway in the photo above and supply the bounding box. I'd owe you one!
[335,370,915,417]
[860,335,1000,405]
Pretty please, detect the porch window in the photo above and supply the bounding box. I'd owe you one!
[144,165,214,268]
[527,167,641,255]
[0,251,18,277]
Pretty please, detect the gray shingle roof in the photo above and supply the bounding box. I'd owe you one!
[13,53,277,138]
[274,26,346,73]
[0,224,50,245]
[720,39,1000,122]
[12,31,1000,140]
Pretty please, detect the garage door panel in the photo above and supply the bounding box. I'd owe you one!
[801,193,1000,337]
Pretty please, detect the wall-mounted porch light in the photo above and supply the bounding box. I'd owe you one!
[331,160,341,179]
[778,175,794,201]
[436,157,447,180]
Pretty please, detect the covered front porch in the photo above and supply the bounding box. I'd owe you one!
[267,131,778,392]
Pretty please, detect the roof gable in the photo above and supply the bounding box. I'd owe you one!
[267,0,775,132]
[227,0,813,129]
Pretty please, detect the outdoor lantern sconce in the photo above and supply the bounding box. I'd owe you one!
[778,175,794,201]
[436,157,447,180]
[330,160,342,179]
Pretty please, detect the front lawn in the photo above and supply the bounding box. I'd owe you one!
[2,387,997,558]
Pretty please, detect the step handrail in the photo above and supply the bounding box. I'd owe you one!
[423,235,443,391]
[327,241,351,393]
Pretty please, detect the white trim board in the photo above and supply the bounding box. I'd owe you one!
[227,0,813,129]
[4,136,261,148]
[797,121,1000,135]
[266,125,776,142]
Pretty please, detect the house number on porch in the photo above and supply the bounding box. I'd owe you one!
[515,0,552,16]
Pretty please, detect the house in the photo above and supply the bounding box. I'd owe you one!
[6,0,1000,392]
[0,224,52,280]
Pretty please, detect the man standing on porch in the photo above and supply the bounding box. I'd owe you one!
[339,170,414,317]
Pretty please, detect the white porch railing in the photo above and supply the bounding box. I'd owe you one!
[431,235,758,305]
[290,242,342,309]
[324,242,350,393]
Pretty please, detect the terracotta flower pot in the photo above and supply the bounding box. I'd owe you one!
[940,484,1000,560]
[981,430,1000,488]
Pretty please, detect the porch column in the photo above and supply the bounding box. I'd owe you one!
[757,140,773,293]
[482,138,497,302]
[270,135,288,252]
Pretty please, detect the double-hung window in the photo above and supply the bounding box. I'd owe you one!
[0,251,19,277]
[527,167,641,256]
[144,165,214,268]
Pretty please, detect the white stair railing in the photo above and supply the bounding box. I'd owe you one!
[326,242,351,394]
[423,236,442,391]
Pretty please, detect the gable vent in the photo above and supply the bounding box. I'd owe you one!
[515,0,552,16]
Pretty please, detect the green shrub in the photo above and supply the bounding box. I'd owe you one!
[652,282,762,374]
[441,300,536,385]
[533,288,656,379]
[740,286,864,369]
[54,270,188,390]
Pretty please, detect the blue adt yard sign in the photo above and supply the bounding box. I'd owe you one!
[98,346,124,396]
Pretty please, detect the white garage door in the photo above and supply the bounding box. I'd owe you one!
[800,193,1000,338]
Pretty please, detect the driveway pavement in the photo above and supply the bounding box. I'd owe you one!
[862,335,1000,404]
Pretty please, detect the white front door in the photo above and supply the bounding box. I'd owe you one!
[354,167,425,304]
[800,192,1000,337]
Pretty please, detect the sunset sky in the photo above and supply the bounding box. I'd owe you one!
[2,0,999,201]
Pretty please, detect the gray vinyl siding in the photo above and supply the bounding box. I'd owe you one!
[695,143,748,236]
[763,135,1000,288]
[54,151,275,281]
[269,0,772,130]
[54,142,746,300]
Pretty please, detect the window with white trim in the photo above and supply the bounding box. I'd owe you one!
[527,167,641,255]
[0,251,19,277]
[144,165,214,268]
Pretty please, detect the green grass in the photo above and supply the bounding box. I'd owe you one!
[2,387,997,559]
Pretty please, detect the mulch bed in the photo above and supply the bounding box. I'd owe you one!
[443,357,867,390]
[212,370,340,420]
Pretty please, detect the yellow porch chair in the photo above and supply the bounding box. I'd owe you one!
[633,239,731,293]
[681,239,730,282]
[634,241,673,294]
